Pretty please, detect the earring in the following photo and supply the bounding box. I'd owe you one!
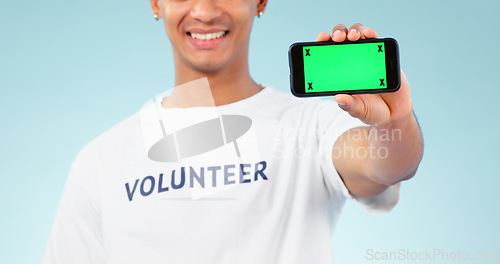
[154,13,159,21]
[257,11,263,18]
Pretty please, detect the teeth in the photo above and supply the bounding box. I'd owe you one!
[190,31,227,41]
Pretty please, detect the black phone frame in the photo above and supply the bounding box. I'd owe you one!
[289,37,401,97]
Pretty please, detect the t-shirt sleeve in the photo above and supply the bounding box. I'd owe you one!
[43,145,105,264]
[315,99,401,215]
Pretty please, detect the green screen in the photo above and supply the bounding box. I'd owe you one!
[303,42,387,93]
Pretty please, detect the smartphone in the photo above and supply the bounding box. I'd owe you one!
[289,38,400,97]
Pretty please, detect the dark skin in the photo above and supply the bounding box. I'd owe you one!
[150,0,423,197]
[150,0,268,106]
[318,24,423,197]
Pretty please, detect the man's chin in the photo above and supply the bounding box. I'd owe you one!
[189,60,226,74]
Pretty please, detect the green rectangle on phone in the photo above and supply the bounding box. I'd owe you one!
[303,42,387,93]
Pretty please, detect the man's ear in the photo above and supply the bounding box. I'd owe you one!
[257,0,268,14]
[150,0,161,17]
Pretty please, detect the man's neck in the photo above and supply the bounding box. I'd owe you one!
[173,58,262,106]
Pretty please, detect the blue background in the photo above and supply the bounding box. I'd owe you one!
[1,0,499,263]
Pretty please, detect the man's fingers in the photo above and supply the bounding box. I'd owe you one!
[335,93,391,125]
[348,23,364,41]
[363,27,379,39]
[316,32,332,42]
[329,23,377,42]
[331,24,348,42]
[334,94,365,119]
[333,94,352,107]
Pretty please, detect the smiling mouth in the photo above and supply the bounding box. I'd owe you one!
[187,31,229,41]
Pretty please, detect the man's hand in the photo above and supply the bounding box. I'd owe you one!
[319,23,424,198]
[316,23,413,126]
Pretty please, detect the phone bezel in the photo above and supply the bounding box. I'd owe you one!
[289,38,401,97]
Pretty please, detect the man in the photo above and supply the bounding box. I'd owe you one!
[44,0,423,263]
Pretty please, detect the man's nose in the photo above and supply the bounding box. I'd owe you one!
[190,0,223,22]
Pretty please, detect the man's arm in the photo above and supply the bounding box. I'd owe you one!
[317,23,424,197]
[333,111,423,197]
[44,146,105,264]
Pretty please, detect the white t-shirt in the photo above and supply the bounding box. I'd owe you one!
[44,86,400,264]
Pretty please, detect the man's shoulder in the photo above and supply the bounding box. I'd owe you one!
[74,87,341,160]
[77,111,143,160]
[265,86,304,104]
[264,86,343,117]
[259,86,333,112]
